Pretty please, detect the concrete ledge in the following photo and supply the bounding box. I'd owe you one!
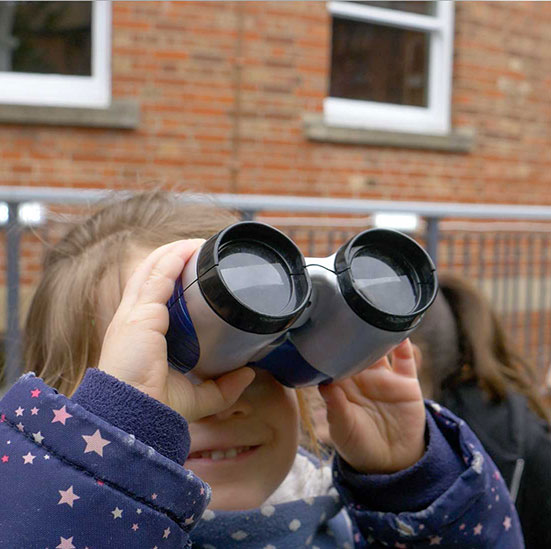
[0,99,140,129]
[303,114,475,153]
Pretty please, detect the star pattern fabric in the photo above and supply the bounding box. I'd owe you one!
[0,374,208,548]
[0,373,524,548]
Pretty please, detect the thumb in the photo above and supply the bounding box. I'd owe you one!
[186,367,256,422]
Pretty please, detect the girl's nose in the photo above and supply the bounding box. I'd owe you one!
[210,395,254,421]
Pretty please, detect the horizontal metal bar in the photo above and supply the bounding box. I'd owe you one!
[1,186,551,221]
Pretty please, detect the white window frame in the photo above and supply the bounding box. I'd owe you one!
[0,1,111,108]
[325,1,454,135]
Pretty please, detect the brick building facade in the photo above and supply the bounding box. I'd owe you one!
[0,1,549,203]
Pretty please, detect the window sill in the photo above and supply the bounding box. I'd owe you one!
[0,99,140,130]
[303,114,475,153]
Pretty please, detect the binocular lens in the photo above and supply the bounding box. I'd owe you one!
[351,249,418,315]
[219,241,293,315]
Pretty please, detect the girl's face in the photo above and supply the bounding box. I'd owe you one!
[102,244,301,511]
[186,368,300,510]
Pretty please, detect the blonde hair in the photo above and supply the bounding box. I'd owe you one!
[24,190,237,396]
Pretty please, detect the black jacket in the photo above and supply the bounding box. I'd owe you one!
[442,382,551,549]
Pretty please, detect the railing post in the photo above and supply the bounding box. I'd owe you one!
[240,209,257,221]
[5,202,21,386]
[425,216,440,267]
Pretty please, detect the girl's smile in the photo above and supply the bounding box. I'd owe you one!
[186,368,300,510]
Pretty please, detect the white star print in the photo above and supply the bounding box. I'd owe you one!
[82,429,110,457]
[163,527,171,539]
[503,516,512,531]
[429,536,442,545]
[22,452,36,464]
[33,431,44,444]
[30,407,39,415]
[473,523,483,535]
[111,507,123,519]
[58,486,80,508]
[184,515,194,526]
[15,406,24,417]
[16,422,24,431]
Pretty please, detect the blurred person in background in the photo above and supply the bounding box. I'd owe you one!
[410,273,551,549]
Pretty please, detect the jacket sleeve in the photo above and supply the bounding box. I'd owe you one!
[333,401,525,548]
[0,372,210,549]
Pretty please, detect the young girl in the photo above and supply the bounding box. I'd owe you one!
[0,192,523,548]
[410,273,551,549]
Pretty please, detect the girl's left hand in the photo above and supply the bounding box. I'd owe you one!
[318,338,426,474]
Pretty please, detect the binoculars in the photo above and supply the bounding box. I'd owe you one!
[166,222,437,387]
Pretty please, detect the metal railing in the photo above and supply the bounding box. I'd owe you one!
[2,186,551,387]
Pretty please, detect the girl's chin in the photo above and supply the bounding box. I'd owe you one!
[207,490,271,511]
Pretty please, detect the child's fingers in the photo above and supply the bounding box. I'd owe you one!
[367,354,392,372]
[318,383,355,435]
[187,367,256,422]
[121,239,203,308]
[389,339,417,378]
[136,247,188,306]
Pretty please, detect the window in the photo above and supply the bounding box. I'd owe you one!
[326,1,454,135]
[0,1,111,108]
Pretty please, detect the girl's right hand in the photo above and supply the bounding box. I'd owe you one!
[97,240,256,422]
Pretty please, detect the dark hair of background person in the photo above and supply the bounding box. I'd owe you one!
[412,272,549,423]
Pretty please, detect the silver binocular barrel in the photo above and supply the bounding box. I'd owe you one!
[166,222,437,387]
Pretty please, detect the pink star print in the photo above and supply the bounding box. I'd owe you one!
[31,388,41,398]
[58,485,80,507]
[56,536,75,549]
[473,523,483,535]
[503,516,512,531]
[52,406,73,425]
[82,429,110,457]
[395,543,407,548]
[1,455,8,463]
[22,452,36,464]
[131,523,139,531]
[0,414,5,422]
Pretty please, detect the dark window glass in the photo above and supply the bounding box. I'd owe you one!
[0,1,91,75]
[330,17,429,107]
[352,2,435,16]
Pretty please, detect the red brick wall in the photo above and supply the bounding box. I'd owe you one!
[1,1,551,334]
[0,1,549,202]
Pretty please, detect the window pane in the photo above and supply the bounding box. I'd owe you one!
[330,17,429,107]
[0,1,92,75]
[352,2,435,16]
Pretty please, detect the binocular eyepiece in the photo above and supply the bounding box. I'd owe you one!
[166,222,437,387]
